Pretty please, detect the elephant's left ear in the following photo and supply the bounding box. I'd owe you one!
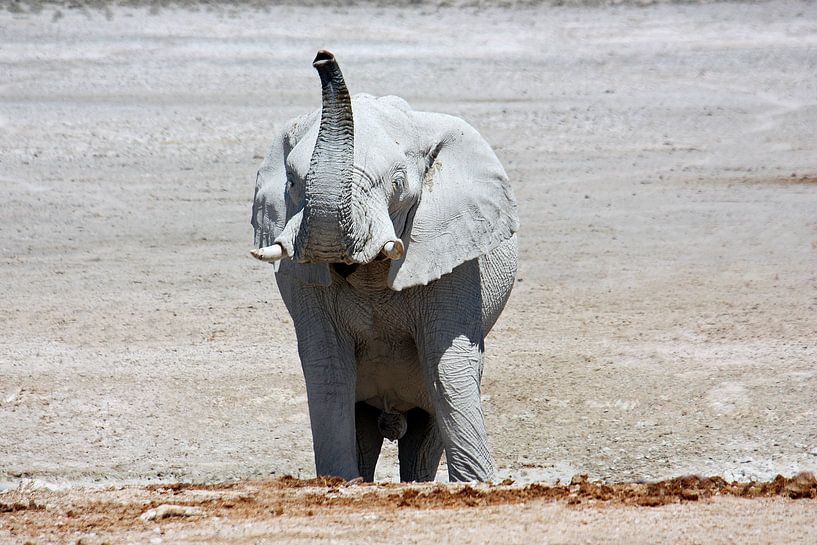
[387,112,519,291]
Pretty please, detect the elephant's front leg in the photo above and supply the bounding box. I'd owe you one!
[282,279,359,480]
[415,261,495,482]
[301,345,359,480]
[422,334,494,481]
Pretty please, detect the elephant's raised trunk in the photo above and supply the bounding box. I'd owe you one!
[296,49,356,263]
[250,50,403,267]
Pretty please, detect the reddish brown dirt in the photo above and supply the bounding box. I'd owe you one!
[2,473,815,543]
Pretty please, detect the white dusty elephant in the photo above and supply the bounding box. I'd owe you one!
[251,50,518,482]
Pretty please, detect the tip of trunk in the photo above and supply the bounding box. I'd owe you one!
[312,50,346,91]
[313,49,336,68]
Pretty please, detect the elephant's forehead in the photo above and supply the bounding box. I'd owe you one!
[284,94,414,175]
[352,123,403,173]
[351,94,414,141]
[353,104,416,172]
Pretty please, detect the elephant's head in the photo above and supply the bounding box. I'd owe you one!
[252,50,518,290]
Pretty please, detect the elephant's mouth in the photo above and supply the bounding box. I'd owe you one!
[290,221,404,266]
[332,262,358,278]
[252,202,405,267]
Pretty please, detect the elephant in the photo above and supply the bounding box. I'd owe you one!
[250,50,518,482]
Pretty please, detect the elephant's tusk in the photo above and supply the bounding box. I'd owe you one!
[250,243,285,262]
[381,240,404,260]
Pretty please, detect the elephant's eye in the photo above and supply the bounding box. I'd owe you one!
[286,175,303,205]
[392,170,406,191]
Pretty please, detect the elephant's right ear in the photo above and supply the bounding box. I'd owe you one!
[251,112,331,286]
[387,112,518,291]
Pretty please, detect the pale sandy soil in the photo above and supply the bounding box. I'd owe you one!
[1,0,816,542]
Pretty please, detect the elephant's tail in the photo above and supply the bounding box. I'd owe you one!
[377,411,407,441]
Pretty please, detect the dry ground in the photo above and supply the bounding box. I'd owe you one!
[2,474,817,544]
[1,0,816,542]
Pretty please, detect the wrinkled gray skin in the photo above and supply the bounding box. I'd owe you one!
[252,51,518,482]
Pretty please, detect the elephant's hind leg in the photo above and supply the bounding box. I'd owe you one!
[398,408,443,482]
[355,402,384,481]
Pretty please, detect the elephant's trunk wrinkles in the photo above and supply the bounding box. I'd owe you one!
[297,50,356,263]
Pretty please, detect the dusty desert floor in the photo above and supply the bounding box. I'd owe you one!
[1,0,816,542]
[2,474,817,544]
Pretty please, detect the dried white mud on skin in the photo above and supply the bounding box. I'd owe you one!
[2,475,817,545]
